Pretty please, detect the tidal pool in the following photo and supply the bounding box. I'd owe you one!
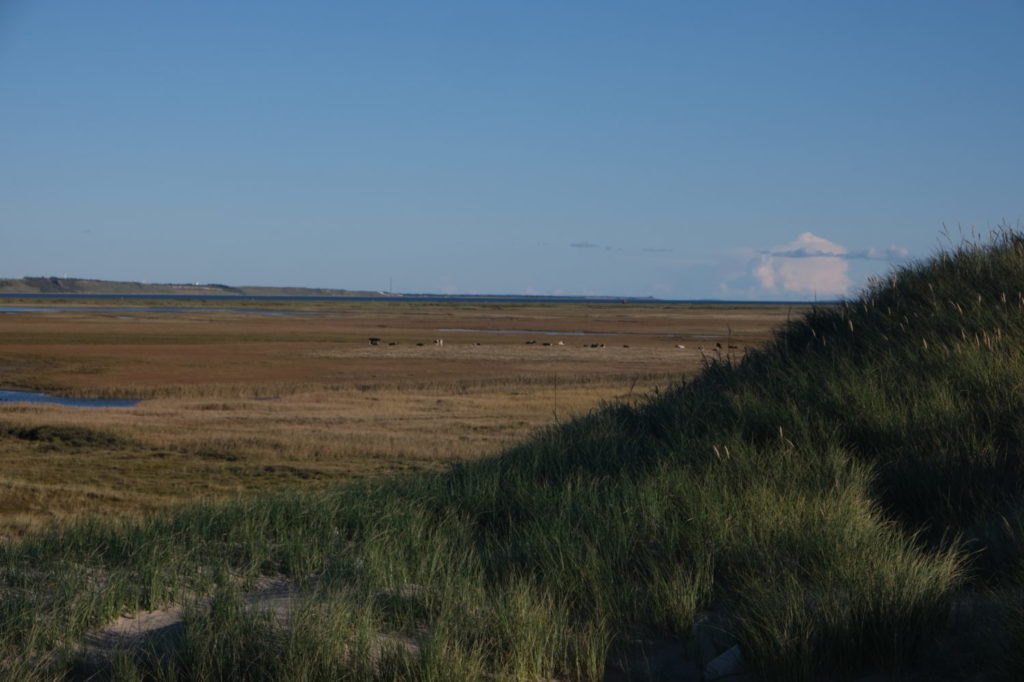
[0,390,138,408]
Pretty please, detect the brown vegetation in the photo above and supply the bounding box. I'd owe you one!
[0,301,797,537]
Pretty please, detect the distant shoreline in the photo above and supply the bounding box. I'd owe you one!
[0,277,829,305]
[0,292,828,306]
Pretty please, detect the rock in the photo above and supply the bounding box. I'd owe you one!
[688,611,736,666]
[604,639,698,682]
[660,657,702,681]
[704,644,745,680]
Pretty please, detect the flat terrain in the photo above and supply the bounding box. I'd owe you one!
[0,300,799,537]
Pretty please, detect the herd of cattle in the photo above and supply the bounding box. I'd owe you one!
[367,337,739,351]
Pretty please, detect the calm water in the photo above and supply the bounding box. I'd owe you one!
[0,390,138,408]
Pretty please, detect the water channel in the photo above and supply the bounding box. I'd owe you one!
[0,390,138,408]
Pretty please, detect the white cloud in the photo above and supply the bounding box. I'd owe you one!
[716,234,911,300]
[755,232,853,297]
[856,246,910,260]
[753,256,777,290]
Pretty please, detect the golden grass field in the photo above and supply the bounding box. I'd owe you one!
[0,300,800,538]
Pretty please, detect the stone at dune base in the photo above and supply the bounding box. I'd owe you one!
[661,658,703,682]
[704,644,748,681]
[688,611,738,667]
[603,639,700,682]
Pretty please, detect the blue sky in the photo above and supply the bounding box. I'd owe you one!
[2,1,1021,300]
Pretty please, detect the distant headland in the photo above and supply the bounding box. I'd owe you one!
[0,276,386,298]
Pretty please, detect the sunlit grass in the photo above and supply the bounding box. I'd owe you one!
[9,235,1024,679]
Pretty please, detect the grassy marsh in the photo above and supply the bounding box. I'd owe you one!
[0,302,786,538]
[8,234,1024,680]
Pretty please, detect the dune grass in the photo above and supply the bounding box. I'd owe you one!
[6,232,1024,679]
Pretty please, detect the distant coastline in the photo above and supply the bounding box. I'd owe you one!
[0,276,828,305]
[0,276,381,298]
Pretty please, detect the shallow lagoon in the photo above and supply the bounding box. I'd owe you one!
[0,390,138,408]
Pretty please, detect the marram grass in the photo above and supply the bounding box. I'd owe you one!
[7,231,1024,680]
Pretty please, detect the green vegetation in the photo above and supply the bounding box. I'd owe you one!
[5,233,1024,680]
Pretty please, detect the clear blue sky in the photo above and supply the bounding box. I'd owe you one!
[2,1,1021,300]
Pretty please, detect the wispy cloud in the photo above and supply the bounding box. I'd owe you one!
[759,238,909,262]
[567,242,672,254]
[846,246,910,261]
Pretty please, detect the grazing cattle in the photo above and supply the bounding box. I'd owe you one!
[416,342,424,346]
[434,339,444,346]
[623,344,630,348]
[368,337,381,346]
[526,340,537,345]
[557,341,564,346]
[542,342,551,347]
[676,344,686,349]
[388,342,399,346]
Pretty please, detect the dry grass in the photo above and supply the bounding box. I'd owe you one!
[0,301,797,538]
